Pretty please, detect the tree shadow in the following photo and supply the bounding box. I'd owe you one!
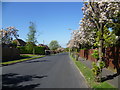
[25,60,50,63]
[2,56,31,62]
[57,53,68,56]
[2,84,40,90]
[106,47,120,74]
[101,73,119,82]
[2,59,50,67]
[112,47,120,74]
[84,49,89,60]
[2,73,47,89]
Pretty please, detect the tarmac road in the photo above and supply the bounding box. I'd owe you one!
[2,52,88,89]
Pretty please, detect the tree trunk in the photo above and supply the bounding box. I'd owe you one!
[98,24,104,82]
[33,47,35,55]
[99,39,103,62]
[98,24,104,62]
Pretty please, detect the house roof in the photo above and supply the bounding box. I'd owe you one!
[13,39,26,46]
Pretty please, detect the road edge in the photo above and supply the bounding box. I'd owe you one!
[69,54,90,88]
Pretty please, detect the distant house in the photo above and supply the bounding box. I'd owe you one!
[13,39,26,46]
[38,44,44,47]
[38,44,50,50]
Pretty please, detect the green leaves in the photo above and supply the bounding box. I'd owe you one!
[93,26,116,48]
[99,61,105,69]
[92,50,99,59]
[26,22,37,44]
[49,40,60,50]
[26,22,37,54]
[17,45,45,55]
[92,61,105,80]
[92,62,100,76]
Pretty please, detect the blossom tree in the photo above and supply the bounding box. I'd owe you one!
[67,20,96,50]
[81,1,120,80]
[0,27,19,44]
[68,1,120,81]
[82,1,120,62]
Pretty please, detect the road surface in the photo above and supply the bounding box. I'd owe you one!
[2,52,88,89]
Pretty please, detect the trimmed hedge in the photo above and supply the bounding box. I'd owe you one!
[17,46,45,55]
[34,46,45,55]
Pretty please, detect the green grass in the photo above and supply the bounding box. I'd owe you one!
[1,55,45,65]
[21,54,38,56]
[70,55,117,89]
[20,54,39,58]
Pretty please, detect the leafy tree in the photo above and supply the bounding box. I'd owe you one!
[81,1,120,81]
[49,40,60,50]
[107,12,120,46]
[82,1,119,62]
[1,27,19,45]
[68,1,120,81]
[25,42,36,53]
[94,26,116,48]
[26,22,37,54]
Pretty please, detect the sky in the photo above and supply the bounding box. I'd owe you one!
[2,2,84,48]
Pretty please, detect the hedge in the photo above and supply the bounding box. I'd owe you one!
[17,46,45,55]
[34,46,45,55]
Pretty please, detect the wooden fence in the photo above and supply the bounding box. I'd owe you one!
[2,47,20,61]
[79,47,120,69]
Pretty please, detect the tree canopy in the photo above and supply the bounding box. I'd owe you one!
[49,40,60,50]
[0,27,19,44]
[26,22,37,54]
[67,1,120,80]
[26,22,37,44]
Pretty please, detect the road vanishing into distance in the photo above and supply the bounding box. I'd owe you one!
[2,53,88,89]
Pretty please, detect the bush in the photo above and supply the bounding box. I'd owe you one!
[91,61,105,82]
[17,46,45,55]
[91,50,99,59]
[17,46,28,54]
[80,48,87,50]
[34,46,45,55]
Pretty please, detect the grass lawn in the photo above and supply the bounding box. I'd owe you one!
[70,55,117,89]
[1,55,45,65]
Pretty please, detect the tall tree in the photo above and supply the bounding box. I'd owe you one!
[81,1,120,80]
[49,40,60,50]
[82,1,120,62]
[68,1,120,81]
[26,22,37,54]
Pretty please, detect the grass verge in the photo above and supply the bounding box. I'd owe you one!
[20,54,38,57]
[1,55,45,65]
[70,55,117,89]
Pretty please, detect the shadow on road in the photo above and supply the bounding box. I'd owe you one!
[25,60,50,63]
[57,53,68,56]
[2,56,31,63]
[101,73,119,82]
[2,73,47,89]
[2,59,50,67]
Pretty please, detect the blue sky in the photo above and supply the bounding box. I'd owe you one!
[2,2,84,47]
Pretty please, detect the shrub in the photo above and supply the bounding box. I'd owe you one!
[34,46,45,55]
[91,61,105,82]
[17,46,28,54]
[91,50,99,59]
[17,46,45,55]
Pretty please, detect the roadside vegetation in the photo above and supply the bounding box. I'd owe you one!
[1,55,45,65]
[67,1,120,82]
[49,40,61,50]
[70,55,116,89]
